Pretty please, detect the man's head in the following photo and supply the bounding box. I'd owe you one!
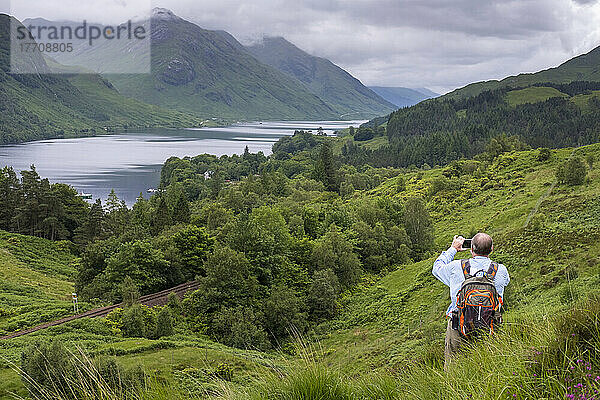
[471,232,493,257]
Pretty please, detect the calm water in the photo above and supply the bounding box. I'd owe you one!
[0,120,365,205]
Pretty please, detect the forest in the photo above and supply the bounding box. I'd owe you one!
[342,81,600,168]
[0,134,436,350]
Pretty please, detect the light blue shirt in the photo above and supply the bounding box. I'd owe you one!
[432,247,510,316]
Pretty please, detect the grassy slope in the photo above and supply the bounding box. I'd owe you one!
[0,232,77,335]
[505,86,569,106]
[318,144,600,375]
[2,145,600,398]
[445,45,600,100]
[0,231,280,400]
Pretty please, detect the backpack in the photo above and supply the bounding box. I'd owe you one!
[456,259,503,339]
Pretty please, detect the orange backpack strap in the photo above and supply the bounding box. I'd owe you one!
[461,259,471,279]
[486,261,499,280]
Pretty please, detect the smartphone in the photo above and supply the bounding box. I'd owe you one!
[462,238,472,249]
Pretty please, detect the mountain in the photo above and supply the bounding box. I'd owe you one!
[245,36,396,118]
[446,45,600,100]
[97,9,339,120]
[368,86,439,107]
[0,14,203,144]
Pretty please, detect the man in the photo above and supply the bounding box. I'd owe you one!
[432,232,510,369]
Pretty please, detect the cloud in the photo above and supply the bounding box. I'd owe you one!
[7,0,600,93]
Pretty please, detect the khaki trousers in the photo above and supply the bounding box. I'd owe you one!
[444,318,463,371]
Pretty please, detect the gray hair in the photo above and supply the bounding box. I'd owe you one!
[472,232,493,256]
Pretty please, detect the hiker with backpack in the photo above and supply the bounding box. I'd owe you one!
[432,233,510,369]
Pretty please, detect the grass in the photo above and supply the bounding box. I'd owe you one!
[505,86,568,106]
[0,232,78,335]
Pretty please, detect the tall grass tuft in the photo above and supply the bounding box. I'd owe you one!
[8,343,193,400]
[220,296,600,400]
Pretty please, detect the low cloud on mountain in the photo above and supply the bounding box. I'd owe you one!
[5,0,600,93]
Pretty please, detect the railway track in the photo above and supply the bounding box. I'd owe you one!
[0,280,201,340]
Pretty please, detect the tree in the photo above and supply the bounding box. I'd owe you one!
[314,142,339,192]
[170,225,214,280]
[172,191,190,224]
[155,306,174,338]
[354,127,375,141]
[74,199,105,244]
[404,196,434,260]
[307,269,339,320]
[104,240,169,294]
[121,304,146,338]
[105,190,128,237]
[311,225,361,288]
[0,167,20,231]
[212,306,270,350]
[120,276,140,306]
[557,156,587,186]
[151,197,171,235]
[263,284,308,341]
[185,246,259,318]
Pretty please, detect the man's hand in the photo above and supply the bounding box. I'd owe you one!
[452,235,465,251]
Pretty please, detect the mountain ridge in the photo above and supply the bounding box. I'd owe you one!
[246,36,396,118]
[0,14,203,144]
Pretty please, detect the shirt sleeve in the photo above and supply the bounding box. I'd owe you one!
[432,247,457,286]
[495,264,510,301]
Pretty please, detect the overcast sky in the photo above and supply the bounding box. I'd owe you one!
[5,0,600,93]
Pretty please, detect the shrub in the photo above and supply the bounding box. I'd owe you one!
[21,341,146,400]
[155,306,174,338]
[587,154,595,169]
[212,306,270,350]
[307,269,340,321]
[20,340,72,398]
[537,148,551,161]
[167,292,182,316]
[121,304,146,338]
[556,156,587,186]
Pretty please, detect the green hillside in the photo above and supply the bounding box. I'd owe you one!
[246,37,396,119]
[104,9,338,121]
[348,80,600,168]
[0,14,205,145]
[0,231,77,336]
[1,140,599,399]
[505,86,569,106]
[321,144,600,371]
[446,45,600,100]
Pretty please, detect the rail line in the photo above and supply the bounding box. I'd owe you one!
[0,280,201,340]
